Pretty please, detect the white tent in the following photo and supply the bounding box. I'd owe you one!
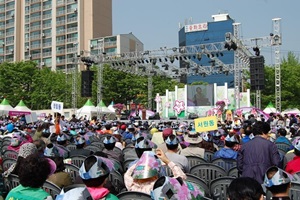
[14,100,31,112]
[0,98,15,115]
[263,102,277,114]
[282,108,300,115]
[97,100,116,119]
[107,101,115,112]
[76,99,98,119]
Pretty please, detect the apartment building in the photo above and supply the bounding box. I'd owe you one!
[0,0,112,70]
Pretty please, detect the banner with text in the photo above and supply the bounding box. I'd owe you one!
[51,101,64,113]
[194,116,218,132]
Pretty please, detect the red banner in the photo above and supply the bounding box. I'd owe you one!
[8,111,31,116]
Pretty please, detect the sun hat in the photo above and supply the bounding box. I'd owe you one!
[184,132,202,144]
[132,151,162,180]
[152,176,204,200]
[79,156,110,180]
[264,166,292,187]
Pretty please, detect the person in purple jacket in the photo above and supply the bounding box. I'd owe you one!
[237,121,281,184]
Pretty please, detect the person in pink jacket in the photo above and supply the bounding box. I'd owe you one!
[124,149,186,195]
[8,131,33,152]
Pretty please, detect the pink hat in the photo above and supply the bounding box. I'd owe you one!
[162,128,173,139]
[46,158,57,176]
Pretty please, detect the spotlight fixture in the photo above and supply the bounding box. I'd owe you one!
[196,53,202,61]
[169,56,175,63]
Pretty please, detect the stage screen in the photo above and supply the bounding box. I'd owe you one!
[187,85,214,107]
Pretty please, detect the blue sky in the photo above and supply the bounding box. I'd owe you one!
[112,0,299,65]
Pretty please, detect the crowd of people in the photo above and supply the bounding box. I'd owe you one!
[0,111,299,199]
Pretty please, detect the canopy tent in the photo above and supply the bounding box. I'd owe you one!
[263,102,277,114]
[235,106,269,120]
[282,108,300,115]
[14,100,31,112]
[0,98,15,115]
[107,101,115,112]
[76,99,98,119]
[96,100,116,120]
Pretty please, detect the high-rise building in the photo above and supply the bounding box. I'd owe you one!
[179,13,235,87]
[0,0,112,71]
[89,33,144,56]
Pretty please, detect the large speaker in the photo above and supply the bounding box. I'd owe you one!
[81,71,94,97]
[250,56,265,90]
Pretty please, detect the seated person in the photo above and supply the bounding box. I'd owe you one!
[102,136,123,163]
[213,134,238,160]
[228,177,265,200]
[54,134,70,158]
[152,176,204,199]
[69,136,93,157]
[3,143,37,177]
[199,132,217,152]
[44,145,72,188]
[8,131,33,152]
[285,139,300,174]
[5,153,56,200]
[212,129,225,148]
[57,155,118,200]
[165,135,189,173]
[264,166,292,199]
[275,128,292,147]
[180,132,205,158]
[124,149,186,195]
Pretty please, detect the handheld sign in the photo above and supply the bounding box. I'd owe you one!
[51,101,64,114]
[194,116,218,132]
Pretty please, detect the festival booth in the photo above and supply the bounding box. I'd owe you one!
[76,99,98,120]
[107,101,116,112]
[96,100,116,120]
[281,108,300,116]
[263,102,277,114]
[0,98,15,116]
[11,100,32,116]
[155,83,251,121]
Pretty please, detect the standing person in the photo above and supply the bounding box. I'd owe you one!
[237,121,281,184]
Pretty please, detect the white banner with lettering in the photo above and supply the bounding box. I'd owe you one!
[185,22,208,33]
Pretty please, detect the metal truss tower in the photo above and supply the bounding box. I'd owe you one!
[272,18,282,112]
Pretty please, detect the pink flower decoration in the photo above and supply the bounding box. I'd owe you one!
[173,100,185,114]
[154,95,161,103]
[223,98,230,105]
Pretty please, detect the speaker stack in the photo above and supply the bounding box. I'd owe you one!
[250,56,265,90]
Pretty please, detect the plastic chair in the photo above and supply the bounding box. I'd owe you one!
[209,177,235,200]
[122,146,133,155]
[2,158,17,171]
[3,150,18,160]
[185,173,210,197]
[2,138,11,146]
[113,147,122,154]
[162,165,173,176]
[62,184,85,192]
[64,163,80,183]
[289,181,300,199]
[91,142,105,150]
[108,170,125,194]
[211,158,237,172]
[190,163,227,185]
[66,144,77,151]
[227,167,239,178]
[204,151,215,162]
[117,191,152,200]
[123,158,136,171]
[186,156,208,168]
[70,155,87,168]
[42,180,61,199]
[3,174,20,192]
[84,145,102,153]
[275,142,291,153]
